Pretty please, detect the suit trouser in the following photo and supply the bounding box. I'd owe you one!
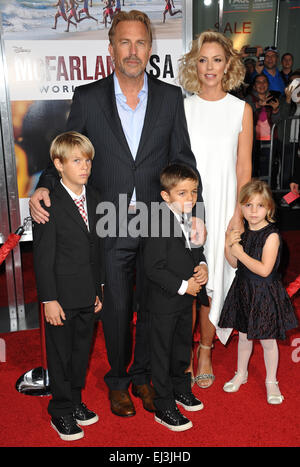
[150,306,192,411]
[101,232,151,390]
[45,305,95,418]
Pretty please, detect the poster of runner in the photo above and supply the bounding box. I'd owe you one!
[0,0,187,237]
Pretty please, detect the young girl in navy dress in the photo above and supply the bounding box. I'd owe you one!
[218,180,298,404]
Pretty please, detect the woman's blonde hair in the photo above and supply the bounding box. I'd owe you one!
[178,30,245,94]
[239,179,276,223]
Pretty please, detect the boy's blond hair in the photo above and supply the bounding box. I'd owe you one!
[239,179,276,223]
[50,131,95,165]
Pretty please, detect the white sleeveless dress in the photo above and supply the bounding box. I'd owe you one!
[184,93,245,345]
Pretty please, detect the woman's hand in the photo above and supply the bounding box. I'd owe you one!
[226,212,244,234]
[231,241,244,258]
[193,263,208,285]
[225,229,241,248]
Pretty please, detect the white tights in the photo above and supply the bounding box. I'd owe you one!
[233,332,281,396]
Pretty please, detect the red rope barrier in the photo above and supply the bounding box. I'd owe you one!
[286,275,300,298]
[0,233,22,265]
[0,218,31,266]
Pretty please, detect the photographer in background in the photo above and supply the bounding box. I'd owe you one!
[240,45,264,97]
[245,73,281,178]
[254,46,286,95]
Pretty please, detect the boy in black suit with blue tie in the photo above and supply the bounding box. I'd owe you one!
[144,164,208,432]
[33,132,104,441]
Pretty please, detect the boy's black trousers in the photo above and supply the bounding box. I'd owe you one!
[150,305,192,411]
[44,305,95,418]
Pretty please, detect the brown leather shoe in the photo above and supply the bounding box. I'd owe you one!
[109,389,136,417]
[131,383,156,412]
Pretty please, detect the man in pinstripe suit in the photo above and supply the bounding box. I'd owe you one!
[29,10,203,417]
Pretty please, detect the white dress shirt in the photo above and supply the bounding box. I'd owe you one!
[60,180,89,231]
[113,72,148,207]
[166,204,206,296]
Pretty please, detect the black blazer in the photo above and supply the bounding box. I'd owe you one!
[144,203,208,314]
[33,183,104,310]
[38,72,203,211]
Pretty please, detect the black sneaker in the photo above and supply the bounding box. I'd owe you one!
[51,414,84,441]
[73,402,99,426]
[175,392,204,411]
[154,406,193,432]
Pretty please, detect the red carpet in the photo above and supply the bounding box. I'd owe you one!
[0,230,299,447]
[0,315,299,447]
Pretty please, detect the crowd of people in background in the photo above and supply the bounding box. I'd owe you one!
[232,45,300,204]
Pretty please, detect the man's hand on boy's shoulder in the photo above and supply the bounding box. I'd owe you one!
[29,187,51,224]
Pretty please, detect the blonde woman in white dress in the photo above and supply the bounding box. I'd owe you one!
[178,31,253,388]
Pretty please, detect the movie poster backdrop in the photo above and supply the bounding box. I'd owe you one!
[0,0,185,239]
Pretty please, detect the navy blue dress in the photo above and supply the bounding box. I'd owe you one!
[218,223,298,340]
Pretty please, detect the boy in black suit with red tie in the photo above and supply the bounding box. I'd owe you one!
[144,164,208,432]
[33,132,104,441]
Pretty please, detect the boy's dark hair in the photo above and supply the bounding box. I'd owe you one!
[160,164,198,192]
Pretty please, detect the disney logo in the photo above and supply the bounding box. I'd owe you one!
[13,46,31,54]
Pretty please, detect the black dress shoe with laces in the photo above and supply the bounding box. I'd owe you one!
[51,414,84,441]
[73,402,99,426]
[175,392,204,411]
[154,406,193,432]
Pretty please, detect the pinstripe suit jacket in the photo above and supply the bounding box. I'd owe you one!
[38,72,203,210]
[33,183,104,309]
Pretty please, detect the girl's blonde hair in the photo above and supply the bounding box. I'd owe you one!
[178,30,245,95]
[239,179,276,223]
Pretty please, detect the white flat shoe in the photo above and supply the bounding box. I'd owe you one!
[266,381,284,405]
[223,372,248,393]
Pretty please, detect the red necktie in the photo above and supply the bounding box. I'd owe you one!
[74,195,88,228]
